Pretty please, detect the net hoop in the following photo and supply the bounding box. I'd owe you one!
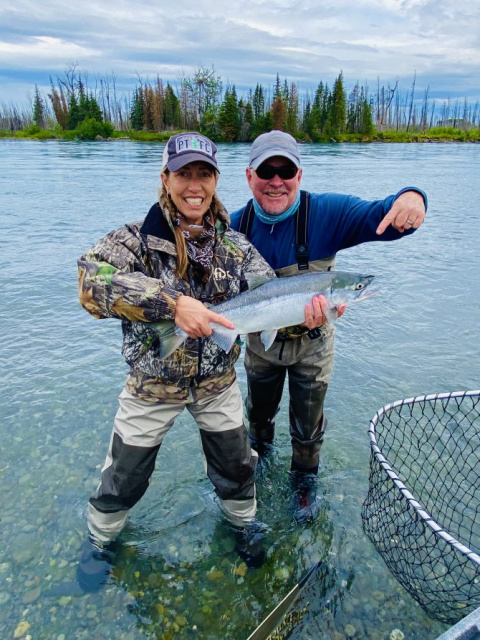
[363,389,480,624]
[367,390,480,568]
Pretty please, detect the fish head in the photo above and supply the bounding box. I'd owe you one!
[329,273,377,306]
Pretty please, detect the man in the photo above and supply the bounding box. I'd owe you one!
[229,130,426,523]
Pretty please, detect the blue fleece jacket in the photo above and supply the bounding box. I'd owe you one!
[230,188,427,272]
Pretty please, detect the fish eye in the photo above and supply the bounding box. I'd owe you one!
[356,283,365,290]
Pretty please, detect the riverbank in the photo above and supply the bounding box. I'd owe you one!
[1,126,479,143]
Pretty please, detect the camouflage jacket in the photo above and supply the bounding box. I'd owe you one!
[78,202,275,394]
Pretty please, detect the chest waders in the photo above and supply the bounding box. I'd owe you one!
[238,191,330,496]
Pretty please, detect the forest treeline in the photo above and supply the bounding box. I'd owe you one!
[1,64,479,142]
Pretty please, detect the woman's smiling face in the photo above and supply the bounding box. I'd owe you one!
[162,161,218,224]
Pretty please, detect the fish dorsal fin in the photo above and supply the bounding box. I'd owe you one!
[245,273,273,291]
[260,329,277,351]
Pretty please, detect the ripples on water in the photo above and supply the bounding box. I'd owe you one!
[1,140,479,639]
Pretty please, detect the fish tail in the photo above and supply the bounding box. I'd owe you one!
[150,321,187,359]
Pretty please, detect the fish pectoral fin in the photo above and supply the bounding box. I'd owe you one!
[150,321,187,359]
[260,329,277,351]
[245,273,275,291]
[324,305,338,325]
[210,325,238,353]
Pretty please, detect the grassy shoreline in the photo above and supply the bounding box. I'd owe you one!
[1,127,479,143]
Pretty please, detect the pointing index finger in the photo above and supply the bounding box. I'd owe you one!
[376,214,393,235]
[209,311,235,330]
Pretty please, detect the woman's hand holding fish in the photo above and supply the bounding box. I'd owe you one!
[175,295,234,339]
[303,294,347,329]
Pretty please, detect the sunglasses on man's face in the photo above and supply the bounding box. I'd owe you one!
[255,164,299,181]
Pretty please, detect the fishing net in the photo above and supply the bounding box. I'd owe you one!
[362,390,480,625]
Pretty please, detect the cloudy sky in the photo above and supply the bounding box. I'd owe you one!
[1,0,479,107]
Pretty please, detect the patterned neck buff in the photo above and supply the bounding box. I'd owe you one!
[175,211,216,280]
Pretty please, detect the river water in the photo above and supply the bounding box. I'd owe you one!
[1,139,479,639]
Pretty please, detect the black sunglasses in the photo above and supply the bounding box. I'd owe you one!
[255,164,299,180]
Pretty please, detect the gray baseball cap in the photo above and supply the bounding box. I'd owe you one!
[163,132,219,172]
[249,130,301,170]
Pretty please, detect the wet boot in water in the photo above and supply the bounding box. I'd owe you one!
[290,471,321,525]
[76,536,117,593]
[232,519,269,568]
[250,437,279,480]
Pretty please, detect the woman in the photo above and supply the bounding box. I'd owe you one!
[77,132,275,590]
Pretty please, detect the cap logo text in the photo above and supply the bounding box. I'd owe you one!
[175,135,213,157]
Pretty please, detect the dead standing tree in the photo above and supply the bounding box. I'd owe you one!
[406,72,416,132]
[376,79,398,129]
[420,86,430,131]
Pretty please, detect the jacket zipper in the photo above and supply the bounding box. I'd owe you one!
[196,338,204,382]
[186,271,204,383]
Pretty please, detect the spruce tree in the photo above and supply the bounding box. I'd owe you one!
[33,85,46,128]
[241,102,254,141]
[218,86,240,141]
[286,82,298,135]
[130,88,145,130]
[310,82,326,138]
[251,84,265,130]
[303,100,314,139]
[83,93,103,123]
[164,83,182,129]
[328,72,347,138]
[67,93,81,130]
[359,93,374,135]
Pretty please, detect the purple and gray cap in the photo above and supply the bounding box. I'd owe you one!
[163,132,219,172]
[249,130,301,170]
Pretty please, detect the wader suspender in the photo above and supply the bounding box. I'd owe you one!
[238,191,310,272]
[295,191,309,271]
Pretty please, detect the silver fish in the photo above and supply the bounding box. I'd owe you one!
[152,271,377,359]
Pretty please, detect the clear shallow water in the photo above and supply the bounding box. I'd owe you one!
[1,139,479,639]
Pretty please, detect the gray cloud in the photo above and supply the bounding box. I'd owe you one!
[0,0,478,105]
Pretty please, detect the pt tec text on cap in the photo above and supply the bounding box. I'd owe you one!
[163,133,219,172]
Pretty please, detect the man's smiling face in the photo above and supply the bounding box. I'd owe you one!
[246,156,302,215]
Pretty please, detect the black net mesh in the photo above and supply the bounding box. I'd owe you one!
[361,390,480,625]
